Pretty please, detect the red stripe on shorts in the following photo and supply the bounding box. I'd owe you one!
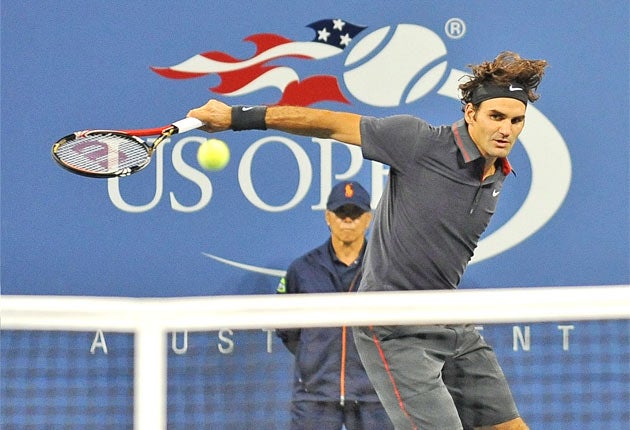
[369,325,419,430]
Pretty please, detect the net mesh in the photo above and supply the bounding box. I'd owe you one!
[1,286,629,430]
[1,331,134,429]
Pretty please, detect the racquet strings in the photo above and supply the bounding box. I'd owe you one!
[55,133,150,174]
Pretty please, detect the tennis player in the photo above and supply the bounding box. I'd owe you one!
[276,181,393,430]
[188,51,547,430]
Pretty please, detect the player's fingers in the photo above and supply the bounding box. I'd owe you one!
[187,103,231,132]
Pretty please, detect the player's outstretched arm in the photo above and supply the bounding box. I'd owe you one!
[266,105,362,146]
[187,99,362,146]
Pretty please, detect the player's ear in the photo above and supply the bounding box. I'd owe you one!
[464,103,476,125]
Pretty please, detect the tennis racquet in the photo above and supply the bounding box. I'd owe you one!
[51,117,205,178]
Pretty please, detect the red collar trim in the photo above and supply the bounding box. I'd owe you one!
[452,122,472,162]
[500,158,512,176]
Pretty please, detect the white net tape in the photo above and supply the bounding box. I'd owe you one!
[3,286,629,331]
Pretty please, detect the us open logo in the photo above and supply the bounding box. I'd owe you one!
[127,19,571,270]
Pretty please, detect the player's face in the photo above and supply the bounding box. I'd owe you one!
[465,98,526,160]
[326,205,371,245]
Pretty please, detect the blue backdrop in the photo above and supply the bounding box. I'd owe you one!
[1,1,629,429]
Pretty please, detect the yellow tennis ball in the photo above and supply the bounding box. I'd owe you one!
[197,138,230,171]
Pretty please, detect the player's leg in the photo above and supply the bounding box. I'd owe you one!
[441,325,526,430]
[474,416,529,429]
[353,325,464,430]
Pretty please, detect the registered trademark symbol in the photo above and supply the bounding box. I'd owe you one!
[444,18,466,39]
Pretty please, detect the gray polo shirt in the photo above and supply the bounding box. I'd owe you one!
[359,115,512,291]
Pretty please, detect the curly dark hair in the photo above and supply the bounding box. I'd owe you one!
[459,51,548,107]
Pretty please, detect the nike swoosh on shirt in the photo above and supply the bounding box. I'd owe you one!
[493,189,501,197]
[509,84,523,91]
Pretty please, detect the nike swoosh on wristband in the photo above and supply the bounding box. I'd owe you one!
[241,106,255,111]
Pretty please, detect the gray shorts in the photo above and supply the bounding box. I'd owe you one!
[353,324,521,430]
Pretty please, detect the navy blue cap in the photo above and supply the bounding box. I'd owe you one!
[326,181,371,212]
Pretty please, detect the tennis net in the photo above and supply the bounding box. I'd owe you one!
[1,285,629,429]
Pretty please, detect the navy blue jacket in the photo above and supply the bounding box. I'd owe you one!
[276,239,381,403]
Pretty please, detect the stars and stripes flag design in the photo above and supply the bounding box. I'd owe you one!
[151,19,366,106]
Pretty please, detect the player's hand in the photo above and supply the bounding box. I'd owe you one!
[187,99,232,133]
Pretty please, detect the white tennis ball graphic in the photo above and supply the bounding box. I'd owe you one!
[343,24,448,107]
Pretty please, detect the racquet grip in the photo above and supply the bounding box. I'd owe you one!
[172,117,205,133]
